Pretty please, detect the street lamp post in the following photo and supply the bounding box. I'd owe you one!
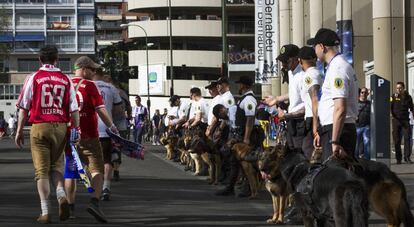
[168,0,174,96]
[121,23,151,118]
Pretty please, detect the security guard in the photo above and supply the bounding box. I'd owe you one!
[205,80,221,138]
[216,75,263,196]
[391,82,414,164]
[263,44,305,151]
[307,28,358,160]
[298,46,323,159]
[168,95,190,136]
[215,77,237,136]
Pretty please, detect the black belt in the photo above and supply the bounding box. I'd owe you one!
[320,123,355,134]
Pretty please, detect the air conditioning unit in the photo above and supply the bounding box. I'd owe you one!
[195,15,201,20]
[207,15,217,20]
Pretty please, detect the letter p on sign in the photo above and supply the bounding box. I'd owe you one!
[378,79,384,87]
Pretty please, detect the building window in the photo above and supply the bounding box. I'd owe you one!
[78,34,94,51]
[17,59,40,72]
[0,84,22,100]
[15,41,43,51]
[97,5,121,15]
[96,31,121,41]
[15,0,44,3]
[47,34,75,50]
[78,15,94,28]
[57,58,71,72]
[16,14,44,29]
[47,0,74,4]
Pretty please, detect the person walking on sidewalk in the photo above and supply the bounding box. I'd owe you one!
[15,45,80,224]
[8,114,17,137]
[64,56,119,223]
[93,68,123,201]
[391,82,414,164]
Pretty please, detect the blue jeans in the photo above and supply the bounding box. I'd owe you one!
[133,126,144,144]
[355,126,370,159]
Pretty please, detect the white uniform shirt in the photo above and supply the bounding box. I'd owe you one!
[318,55,358,126]
[165,106,178,126]
[288,64,305,113]
[238,91,257,116]
[301,67,323,118]
[219,90,236,126]
[95,80,122,137]
[207,95,222,126]
[191,98,209,123]
[219,91,236,108]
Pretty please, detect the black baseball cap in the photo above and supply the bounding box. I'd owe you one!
[216,77,230,85]
[307,28,340,46]
[169,95,180,103]
[276,44,300,63]
[298,46,317,60]
[235,75,254,86]
[205,80,218,89]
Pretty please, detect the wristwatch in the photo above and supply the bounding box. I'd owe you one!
[329,140,341,145]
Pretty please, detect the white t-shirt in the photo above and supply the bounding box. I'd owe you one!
[318,54,358,126]
[207,95,222,126]
[288,64,305,113]
[190,98,209,123]
[301,67,323,118]
[95,80,122,137]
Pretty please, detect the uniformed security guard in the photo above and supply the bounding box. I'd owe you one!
[205,80,221,138]
[216,75,263,196]
[168,95,190,136]
[391,82,414,164]
[298,46,323,159]
[307,28,358,160]
[263,44,306,152]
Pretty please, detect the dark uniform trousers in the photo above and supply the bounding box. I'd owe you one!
[287,118,306,152]
[302,117,314,159]
[392,118,412,162]
[319,123,357,161]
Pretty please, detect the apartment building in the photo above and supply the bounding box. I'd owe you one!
[0,0,96,118]
[0,0,95,84]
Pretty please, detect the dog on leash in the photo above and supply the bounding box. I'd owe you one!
[273,144,369,227]
[159,133,178,160]
[227,139,261,199]
[311,149,414,227]
[258,147,289,224]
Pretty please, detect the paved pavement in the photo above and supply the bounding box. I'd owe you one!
[0,136,413,226]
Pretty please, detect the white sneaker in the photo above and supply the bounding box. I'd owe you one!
[152,142,156,145]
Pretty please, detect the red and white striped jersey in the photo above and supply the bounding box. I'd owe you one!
[16,64,78,123]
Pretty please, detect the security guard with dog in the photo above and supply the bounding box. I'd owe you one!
[307,28,358,160]
[298,46,323,159]
[263,44,306,152]
[215,75,264,196]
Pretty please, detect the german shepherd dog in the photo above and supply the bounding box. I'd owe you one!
[185,127,218,184]
[226,138,261,199]
[159,127,179,160]
[310,151,414,227]
[258,147,289,224]
[273,144,369,227]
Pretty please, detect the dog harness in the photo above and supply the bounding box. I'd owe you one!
[295,163,331,220]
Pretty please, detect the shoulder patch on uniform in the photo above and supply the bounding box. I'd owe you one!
[280,46,285,54]
[305,76,312,85]
[334,78,344,89]
[228,99,232,105]
[247,104,253,110]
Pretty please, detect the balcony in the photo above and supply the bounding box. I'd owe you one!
[15,0,44,9]
[128,20,221,38]
[129,50,221,68]
[97,8,122,20]
[47,0,75,9]
[96,21,122,30]
[228,21,254,35]
[15,23,44,31]
[48,21,74,30]
[128,0,221,11]
[96,33,122,41]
